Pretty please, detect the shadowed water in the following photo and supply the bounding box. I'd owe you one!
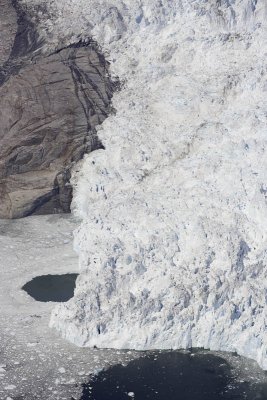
[81,350,267,400]
[22,273,78,302]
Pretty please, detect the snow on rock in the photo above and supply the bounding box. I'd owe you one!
[36,0,267,369]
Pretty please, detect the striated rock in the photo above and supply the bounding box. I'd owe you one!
[0,2,115,218]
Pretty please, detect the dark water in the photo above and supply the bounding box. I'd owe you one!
[81,350,267,400]
[22,273,78,302]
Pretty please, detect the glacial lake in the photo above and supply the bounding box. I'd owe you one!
[22,273,78,302]
[81,350,267,400]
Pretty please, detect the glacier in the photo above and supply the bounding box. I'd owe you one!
[26,0,267,370]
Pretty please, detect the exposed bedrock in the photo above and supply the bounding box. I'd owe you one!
[0,0,17,64]
[0,1,115,218]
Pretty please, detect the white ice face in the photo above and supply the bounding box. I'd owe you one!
[25,0,267,369]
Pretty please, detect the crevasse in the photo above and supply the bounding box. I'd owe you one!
[44,0,267,369]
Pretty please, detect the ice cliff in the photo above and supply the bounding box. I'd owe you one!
[34,0,267,369]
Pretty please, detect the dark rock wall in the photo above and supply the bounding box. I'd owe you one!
[0,0,115,218]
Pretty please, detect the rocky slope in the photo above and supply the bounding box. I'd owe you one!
[0,0,17,64]
[0,0,115,218]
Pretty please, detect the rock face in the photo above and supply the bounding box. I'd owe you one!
[0,1,115,218]
[0,0,17,64]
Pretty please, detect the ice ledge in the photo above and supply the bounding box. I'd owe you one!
[44,0,267,370]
